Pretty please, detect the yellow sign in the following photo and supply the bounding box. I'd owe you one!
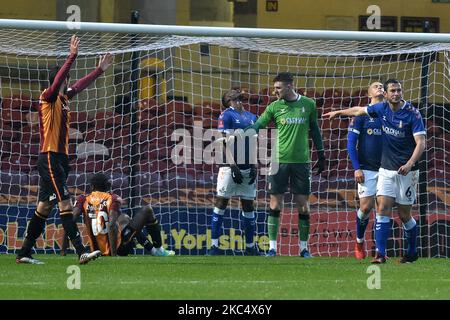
[266,0,278,12]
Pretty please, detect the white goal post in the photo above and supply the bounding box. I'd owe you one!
[0,19,449,257]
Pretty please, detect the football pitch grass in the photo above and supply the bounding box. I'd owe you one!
[0,254,448,300]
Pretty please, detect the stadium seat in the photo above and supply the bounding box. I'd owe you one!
[166,101,194,115]
[0,140,12,159]
[140,141,171,160]
[258,88,277,106]
[1,155,33,172]
[0,170,29,186]
[93,111,129,129]
[1,95,32,111]
[200,118,218,130]
[70,111,90,132]
[20,126,40,144]
[69,127,84,143]
[1,109,27,129]
[25,111,39,129]
[196,101,222,118]
[351,89,370,107]
[139,98,157,109]
[85,128,115,147]
[76,142,109,160]
[297,88,323,107]
[165,167,197,189]
[322,88,351,108]
[138,109,156,130]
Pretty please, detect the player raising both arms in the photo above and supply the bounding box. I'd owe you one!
[207,89,259,256]
[62,173,175,257]
[16,35,113,265]
[347,82,384,259]
[324,79,426,264]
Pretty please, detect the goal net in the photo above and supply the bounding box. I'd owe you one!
[0,22,449,257]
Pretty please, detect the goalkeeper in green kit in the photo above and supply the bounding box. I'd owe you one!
[239,72,325,257]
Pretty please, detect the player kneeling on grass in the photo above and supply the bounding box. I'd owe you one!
[61,173,174,257]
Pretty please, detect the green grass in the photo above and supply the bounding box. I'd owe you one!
[0,254,449,300]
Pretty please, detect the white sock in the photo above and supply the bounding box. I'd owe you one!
[212,239,218,247]
[269,240,277,251]
[300,241,308,251]
[356,238,364,244]
[246,243,254,248]
[357,208,370,220]
[403,218,417,230]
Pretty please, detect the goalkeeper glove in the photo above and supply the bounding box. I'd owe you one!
[248,165,257,185]
[312,150,326,175]
[230,164,243,184]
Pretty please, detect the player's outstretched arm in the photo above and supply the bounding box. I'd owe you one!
[43,35,79,101]
[67,53,114,99]
[322,106,367,120]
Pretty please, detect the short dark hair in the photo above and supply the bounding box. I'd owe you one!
[273,72,294,84]
[384,79,401,92]
[48,65,70,86]
[90,173,111,192]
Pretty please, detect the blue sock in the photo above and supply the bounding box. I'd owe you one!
[403,219,417,256]
[211,210,224,243]
[356,209,369,241]
[375,215,391,256]
[242,214,255,246]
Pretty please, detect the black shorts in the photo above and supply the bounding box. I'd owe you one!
[116,225,136,256]
[37,152,71,204]
[268,163,311,195]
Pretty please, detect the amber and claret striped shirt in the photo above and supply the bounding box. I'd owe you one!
[75,191,122,256]
[39,53,104,154]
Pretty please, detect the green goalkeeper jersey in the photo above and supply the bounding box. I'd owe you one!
[255,94,318,163]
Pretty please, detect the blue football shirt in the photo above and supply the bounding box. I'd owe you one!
[366,101,426,171]
[218,107,257,169]
[348,114,383,171]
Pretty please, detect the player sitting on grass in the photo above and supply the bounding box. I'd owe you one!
[61,173,175,257]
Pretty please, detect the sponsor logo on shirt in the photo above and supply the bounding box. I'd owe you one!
[367,128,382,135]
[280,117,307,125]
[382,125,405,138]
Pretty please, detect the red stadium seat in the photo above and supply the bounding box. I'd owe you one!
[322,88,351,108]
[297,88,323,107]
[258,88,277,106]
[85,128,115,147]
[1,95,32,111]
[351,89,370,107]
[139,98,157,109]
[166,101,194,115]
[1,109,27,129]
[197,101,222,118]
[70,111,90,132]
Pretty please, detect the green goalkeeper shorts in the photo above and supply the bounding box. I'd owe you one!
[268,163,311,195]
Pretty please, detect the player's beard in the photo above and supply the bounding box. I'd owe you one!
[63,85,68,95]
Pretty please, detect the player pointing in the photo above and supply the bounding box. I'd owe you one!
[16,35,113,264]
[324,79,426,263]
[347,82,384,259]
